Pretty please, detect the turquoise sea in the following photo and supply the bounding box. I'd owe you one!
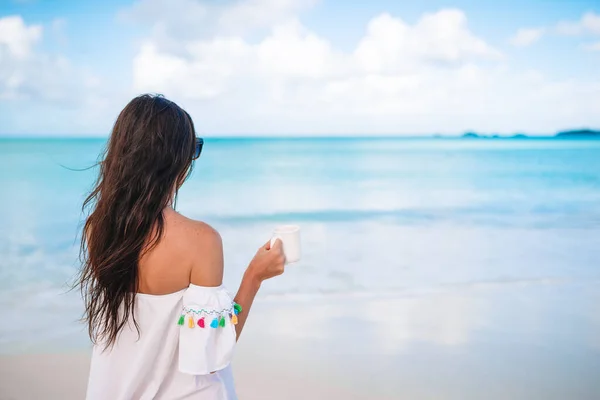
[1,137,600,384]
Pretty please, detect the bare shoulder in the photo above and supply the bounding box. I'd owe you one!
[167,210,224,287]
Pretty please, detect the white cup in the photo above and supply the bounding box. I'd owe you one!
[270,225,301,264]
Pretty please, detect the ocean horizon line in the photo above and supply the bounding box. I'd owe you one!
[1,132,599,141]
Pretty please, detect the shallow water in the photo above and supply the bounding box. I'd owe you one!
[0,137,599,363]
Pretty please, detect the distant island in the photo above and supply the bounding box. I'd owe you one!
[461,132,530,139]
[555,129,600,137]
[460,129,600,139]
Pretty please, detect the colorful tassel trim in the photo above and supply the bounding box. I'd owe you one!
[178,303,242,328]
[179,315,234,329]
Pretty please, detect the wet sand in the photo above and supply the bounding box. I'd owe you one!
[1,282,600,399]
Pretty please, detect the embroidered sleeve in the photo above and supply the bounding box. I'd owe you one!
[177,285,241,375]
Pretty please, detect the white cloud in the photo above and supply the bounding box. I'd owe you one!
[124,1,599,135]
[556,21,582,36]
[0,15,41,58]
[555,12,600,55]
[354,10,501,74]
[584,12,600,34]
[0,15,99,102]
[556,11,600,36]
[582,41,600,52]
[120,0,316,45]
[132,40,251,99]
[0,15,125,135]
[217,0,317,34]
[509,27,544,47]
[256,20,340,78]
[50,18,68,46]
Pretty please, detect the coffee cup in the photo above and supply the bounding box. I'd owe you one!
[270,225,301,264]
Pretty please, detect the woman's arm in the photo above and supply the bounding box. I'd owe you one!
[233,239,285,340]
[233,272,261,339]
[187,220,285,340]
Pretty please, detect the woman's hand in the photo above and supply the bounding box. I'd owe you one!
[246,239,286,284]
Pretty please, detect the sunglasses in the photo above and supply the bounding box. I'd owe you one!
[193,137,204,160]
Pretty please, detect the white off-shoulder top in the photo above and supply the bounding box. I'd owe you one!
[86,284,239,400]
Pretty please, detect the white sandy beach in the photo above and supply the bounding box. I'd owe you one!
[0,352,374,400]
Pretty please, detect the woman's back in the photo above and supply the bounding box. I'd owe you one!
[86,286,238,400]
[86,210,238,400]
[137,208,223,296]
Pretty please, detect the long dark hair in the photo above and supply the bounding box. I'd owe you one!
[78,94,196,346]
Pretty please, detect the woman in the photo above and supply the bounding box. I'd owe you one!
[80,94,285,399]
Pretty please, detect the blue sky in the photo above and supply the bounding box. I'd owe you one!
[1,0,599,136]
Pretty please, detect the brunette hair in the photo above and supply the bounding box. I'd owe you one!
[78,94,196,346]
